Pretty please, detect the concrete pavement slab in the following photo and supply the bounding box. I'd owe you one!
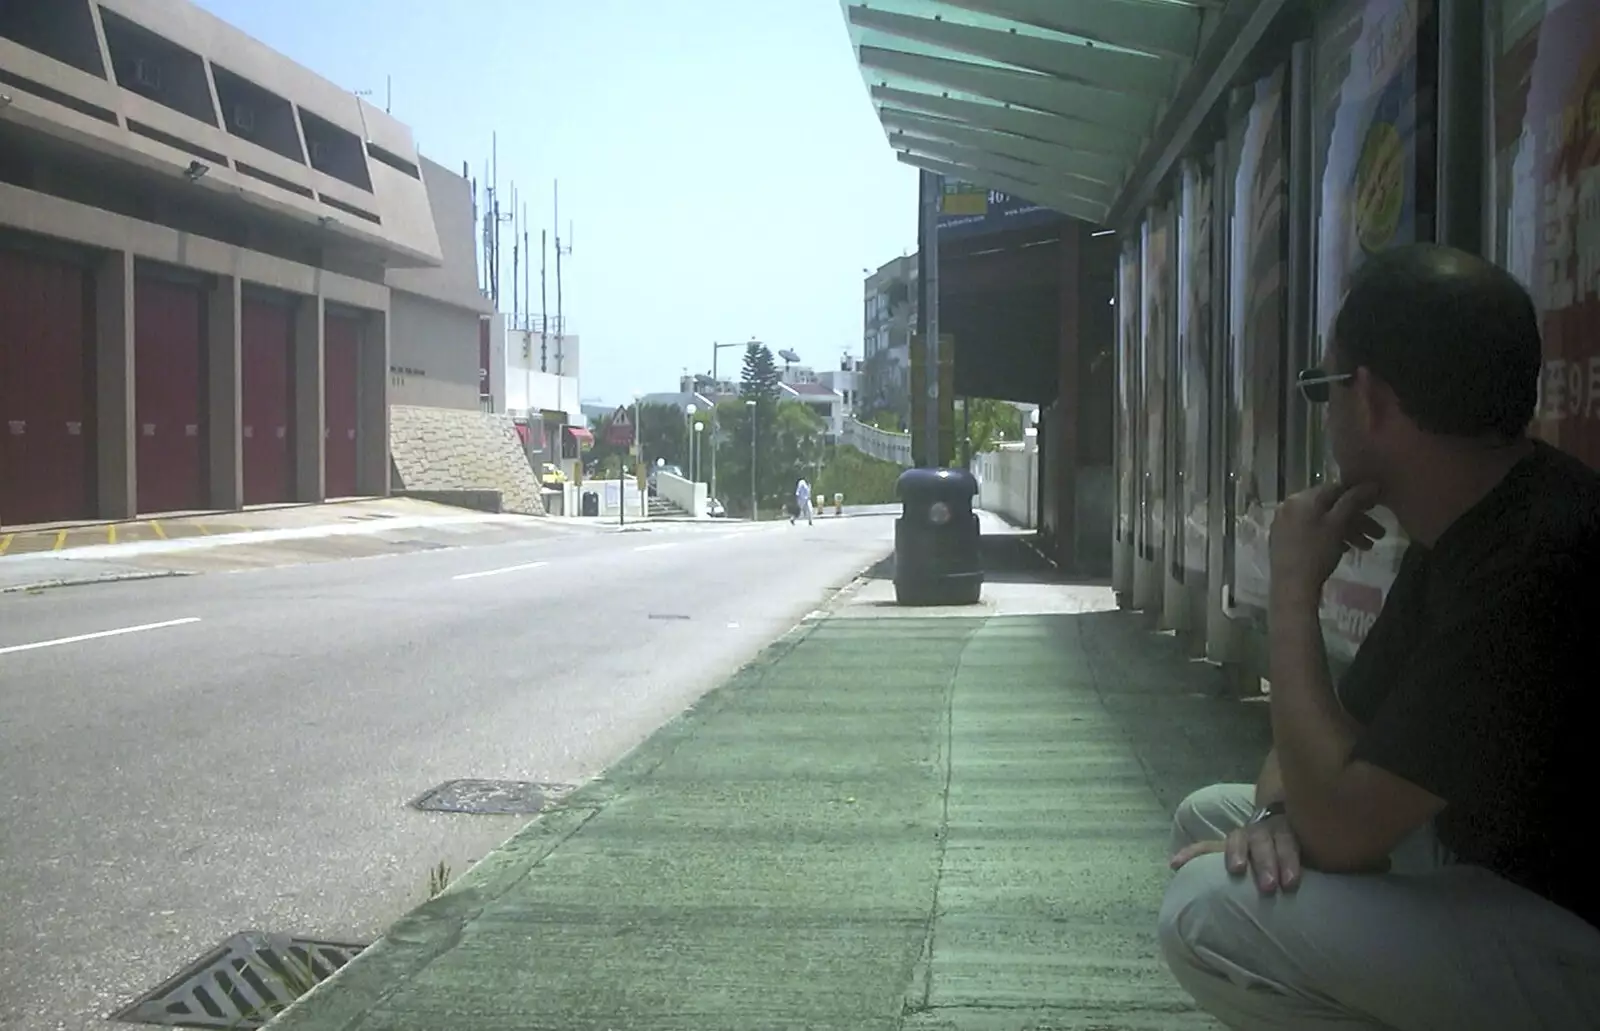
[263,534,1266,1031]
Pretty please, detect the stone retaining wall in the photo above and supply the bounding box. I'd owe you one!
[388,405,545,516]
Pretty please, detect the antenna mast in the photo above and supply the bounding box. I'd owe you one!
[553,180,573,377]
[539,229,549,372]
[510,182,520,323]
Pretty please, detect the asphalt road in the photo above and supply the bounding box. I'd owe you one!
[0,509,897,1031]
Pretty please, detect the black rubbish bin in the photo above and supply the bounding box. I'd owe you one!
[892,467,982,606]
[580,490,600,517]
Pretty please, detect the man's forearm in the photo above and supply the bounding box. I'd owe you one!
[1255,747,1284,806]
[1268,591,1359,854]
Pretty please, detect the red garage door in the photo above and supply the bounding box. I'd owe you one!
[324,314,361,499]
[0,249,92,526]
[241,294,293,506]
[134,275,206,514]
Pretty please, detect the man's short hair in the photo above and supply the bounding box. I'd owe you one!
[1332,242,1542,440]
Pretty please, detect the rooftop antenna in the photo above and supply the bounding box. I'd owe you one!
[481,133,514,311]
[511,182,520,324]
[553,179,574,377]
[539,227,549,372]
[522,201,530,341]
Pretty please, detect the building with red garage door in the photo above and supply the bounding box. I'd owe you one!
[0,0,450,527]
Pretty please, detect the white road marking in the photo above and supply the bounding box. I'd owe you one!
[633,542,679,552]
[0,617,202,657]
[452,560,549,581]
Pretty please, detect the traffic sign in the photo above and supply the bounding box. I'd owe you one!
[604,406,635,448]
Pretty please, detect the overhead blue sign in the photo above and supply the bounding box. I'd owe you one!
[935,177,1066,238]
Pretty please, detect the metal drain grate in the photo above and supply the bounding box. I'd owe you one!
[114,931,366,1029]
[411,778,569,815]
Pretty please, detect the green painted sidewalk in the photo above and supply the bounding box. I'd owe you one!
[268,552,1267,1031]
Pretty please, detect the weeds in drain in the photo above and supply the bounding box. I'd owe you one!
[222,948,324,1030]
[428,859,452,899]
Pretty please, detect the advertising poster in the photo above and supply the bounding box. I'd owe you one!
[1228,68,1289,612]
[1116,239,1142,547]
[1495,0,1600,471]
[1177,160,1215,578]
[1311,0,1429,662]
[1141,208,1174,563]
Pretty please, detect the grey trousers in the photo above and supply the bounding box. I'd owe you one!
[1158,783,1600,1030]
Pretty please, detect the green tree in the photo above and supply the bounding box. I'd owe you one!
[740,342,782,406]
[964,398,1026,454]
[709,396,825,518]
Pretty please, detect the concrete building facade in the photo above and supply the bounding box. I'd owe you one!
[385,157,495,411]
[861,254,917,428]
[0,0,444,524]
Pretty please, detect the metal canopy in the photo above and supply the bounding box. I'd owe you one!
[841,0,1222,226]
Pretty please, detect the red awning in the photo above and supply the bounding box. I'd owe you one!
[565,426,594,446]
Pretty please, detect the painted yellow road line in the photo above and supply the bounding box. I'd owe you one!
[53,530,66,551]
[0,533,12,556]
[150,521,168,540]
[195,523,210,536]
[108,524,118,545]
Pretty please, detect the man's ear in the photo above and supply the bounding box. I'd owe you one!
[1351,366,1394,433]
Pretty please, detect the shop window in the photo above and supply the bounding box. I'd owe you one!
[1222,66,1290,614]
[1307,0,1439,661]
[1491,0,1600,469]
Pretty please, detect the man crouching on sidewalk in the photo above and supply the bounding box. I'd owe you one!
[1158,243,1600,1030]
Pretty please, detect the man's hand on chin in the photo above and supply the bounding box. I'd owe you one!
[1269,481,1385,607]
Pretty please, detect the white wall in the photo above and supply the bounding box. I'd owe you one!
[506,327,581,380]
[840,417,912,466]
[974,445,1039,528]
[655,471,707,517]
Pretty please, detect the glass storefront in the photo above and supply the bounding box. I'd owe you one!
[1140,204,1175,568]
[1226,67,1290,612]
[1309,0,1437,661]
[1114,238,1141,563]
[1493,0,1600,470]
[1176,159,1215,580]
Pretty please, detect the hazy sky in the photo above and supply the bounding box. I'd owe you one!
[192,0,919,406]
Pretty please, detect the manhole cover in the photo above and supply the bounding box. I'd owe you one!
[114,931,366,1029]
[410,778,569,815]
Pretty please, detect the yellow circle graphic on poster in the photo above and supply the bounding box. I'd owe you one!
[1354,120,1404,254]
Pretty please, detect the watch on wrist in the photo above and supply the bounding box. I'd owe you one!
[1249,800,1287,825]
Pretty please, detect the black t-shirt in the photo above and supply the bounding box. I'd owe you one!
[1337,440,1600,929]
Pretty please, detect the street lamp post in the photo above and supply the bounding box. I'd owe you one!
[745,398,757,521]
[685,403,698,482]
[632,391,645,518]
[708,409,718,504]
[693,421,705,514]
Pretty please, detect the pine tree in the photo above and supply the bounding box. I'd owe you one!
[740,343,782,406]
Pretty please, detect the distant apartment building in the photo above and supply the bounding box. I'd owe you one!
[862,255,917,428]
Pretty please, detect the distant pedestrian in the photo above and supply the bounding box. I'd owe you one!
[792,478,813,525]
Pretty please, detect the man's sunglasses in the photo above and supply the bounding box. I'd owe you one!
[1297,368,1354,403]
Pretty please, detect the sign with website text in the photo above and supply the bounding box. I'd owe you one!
[935,177,1066,239]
